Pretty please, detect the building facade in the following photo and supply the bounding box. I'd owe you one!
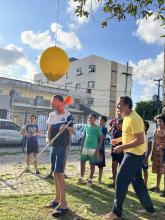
[35,55,133,116]
[0,77,84,128]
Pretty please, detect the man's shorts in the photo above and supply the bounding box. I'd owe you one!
[95,151,106,168]
[51,145,67,173]
[81,147,100,164]
[111,152,124,164]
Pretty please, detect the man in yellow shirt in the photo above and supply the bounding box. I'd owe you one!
[104,96,155,220]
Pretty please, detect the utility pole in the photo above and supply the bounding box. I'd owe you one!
[154,78,163,101]
[163,42,165,107]
[122,62,132,96]
[154,78,163,114]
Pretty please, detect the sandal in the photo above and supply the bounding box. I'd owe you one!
[52,207,68,217]
[149,186,160,193]
[160,191,165,197]
[44,200,59,209]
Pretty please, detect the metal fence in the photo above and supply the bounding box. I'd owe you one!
[0,110,86,153]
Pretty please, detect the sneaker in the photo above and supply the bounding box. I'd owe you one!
[149,186,160,193]
[87,179,93,187]
[24,167,30,173]
[108,183,115,188]
[44,173,54,179]
[52,207,68,217]
[44,200,59,209]
[36,170,40,174]
[64,174,68,179]
[138,209,156,217]
[109,176,113,180]
[77,178,85,184]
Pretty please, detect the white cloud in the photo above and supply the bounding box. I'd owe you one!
[51,23,82,50]
[67,0,101,26]
[21,23,82,51]
[0,44,35,80]
[17,58,36,80]
[134,14,164,45]
[0,44,24,66]
[130,52,163,100]
[21,30,54,50]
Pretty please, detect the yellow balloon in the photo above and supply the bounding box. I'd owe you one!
[40,46,69,82]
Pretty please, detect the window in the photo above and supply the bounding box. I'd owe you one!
[75,99,81,104]
[111,70,117,73]
[87,89,91,94]
[76,68,83,75]
[76,83,81,90]
[88,81,95,89]
[65,82,72,89]
[88,65,96,72]
[35,96,43,105]
[0,109,7,119]
[35,79,42,85]
[87,98,94,105]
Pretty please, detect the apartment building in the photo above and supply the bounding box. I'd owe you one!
[35,55,133,117]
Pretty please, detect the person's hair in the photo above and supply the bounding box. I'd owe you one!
[120,96,133,109]
[156,114,165,125]
[117,119,123,124]
[144,120,149,131]
[53,95,64,102]
[29,114,36,119]
[89,113,97,120]
[99,115,107,122]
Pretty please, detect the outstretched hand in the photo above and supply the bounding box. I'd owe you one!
[113,145,123,154]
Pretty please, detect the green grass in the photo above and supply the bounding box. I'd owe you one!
[0,164,165,220]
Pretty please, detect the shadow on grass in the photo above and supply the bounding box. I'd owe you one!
[65,180,148,220]
[127,190,165,219]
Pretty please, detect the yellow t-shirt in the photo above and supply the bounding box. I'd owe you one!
[122,111,146,155]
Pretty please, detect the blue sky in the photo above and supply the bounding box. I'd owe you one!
[0,0,164,104]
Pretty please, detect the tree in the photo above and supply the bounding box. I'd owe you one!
[135,100,162,120]
[70,0,165,28]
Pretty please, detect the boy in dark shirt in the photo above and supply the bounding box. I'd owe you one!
[20,114,41,174]
[96,115,108,184]
[109,119,124,187]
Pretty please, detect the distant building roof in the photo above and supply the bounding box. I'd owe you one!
[69,57,78,62]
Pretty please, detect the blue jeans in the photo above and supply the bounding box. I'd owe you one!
[112,153,155,217]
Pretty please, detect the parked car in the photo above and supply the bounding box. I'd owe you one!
[70,123,111,146]
[0,119,23,146]
[70,123,84,145]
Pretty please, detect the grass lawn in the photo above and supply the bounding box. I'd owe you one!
[0,162,165,220]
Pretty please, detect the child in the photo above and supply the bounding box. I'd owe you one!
[78,113,103,187]
[150,114,165,196]
[45,95,75,217]
[95,115,108,184]
[20,114,41,174]
[142,121,152,187]
[109,119,124,187]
